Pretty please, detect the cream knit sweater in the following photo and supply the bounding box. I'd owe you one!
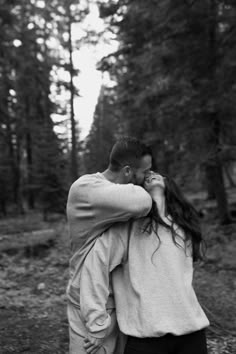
[80,218,209,339]
[66,173,152,307]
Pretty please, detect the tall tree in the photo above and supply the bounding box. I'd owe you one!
[50,0,89,182]
[0,0,24,212]
[0,0,77,215]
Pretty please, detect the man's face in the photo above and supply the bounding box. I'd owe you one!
[130,154,152,185]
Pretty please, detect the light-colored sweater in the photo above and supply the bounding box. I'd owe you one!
[80,218,210,339]
[66,172,152,306]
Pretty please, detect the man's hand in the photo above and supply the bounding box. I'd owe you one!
[83,334,104,354]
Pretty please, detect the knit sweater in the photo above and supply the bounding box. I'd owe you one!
[80,218,210,339]
[66,172,152,306]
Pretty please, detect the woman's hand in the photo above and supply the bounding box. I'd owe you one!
[83,334,104,354]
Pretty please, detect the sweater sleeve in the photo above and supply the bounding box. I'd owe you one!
[67,177,152,255]
[90,182,152,220]
[79,225,127,339]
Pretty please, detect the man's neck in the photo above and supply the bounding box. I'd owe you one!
[102,169,123,184]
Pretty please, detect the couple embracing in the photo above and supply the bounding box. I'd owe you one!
[66,136,209,354]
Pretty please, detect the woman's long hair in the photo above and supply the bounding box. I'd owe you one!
[143,175,204,262]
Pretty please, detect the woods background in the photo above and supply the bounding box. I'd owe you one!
[0,1,236,353]
[1,0,236,223]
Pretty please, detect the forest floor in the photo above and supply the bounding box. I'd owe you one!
[0,202,236,353]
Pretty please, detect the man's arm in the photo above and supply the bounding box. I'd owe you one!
[89,182,152,220]
[68,176,152,227]
[67,179,151,255]
[80,224,127,342]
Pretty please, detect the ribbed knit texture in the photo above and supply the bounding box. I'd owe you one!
[66,172,152,335]
[80,219,209,338]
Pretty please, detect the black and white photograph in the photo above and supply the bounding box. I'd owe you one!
[0,1,236,353]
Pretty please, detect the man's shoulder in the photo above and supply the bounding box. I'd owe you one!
[79,172,103,181]
[67,173,107,206]
[71,173,105,188]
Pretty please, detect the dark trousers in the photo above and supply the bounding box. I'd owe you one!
[124,329,208,354]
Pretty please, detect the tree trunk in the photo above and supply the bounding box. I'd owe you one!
[25,96,35,209]
[204,114,231,224]
[224,163,235,188]
[15,138,25,214]
[67,4,78,182]
[203,0,231,224]
[205,165,216,200]
[5,95,24,212]
[26,130,35,209]
[205,160,230,223]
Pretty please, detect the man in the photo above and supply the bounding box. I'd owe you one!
[66,136,153,354]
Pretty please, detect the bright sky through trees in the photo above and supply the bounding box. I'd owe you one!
[50,2,117,140]
[70,4,117,139]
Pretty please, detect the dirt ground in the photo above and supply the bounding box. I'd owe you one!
[0,212,235,354]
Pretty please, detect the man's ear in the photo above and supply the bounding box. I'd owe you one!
[122,165,132,177]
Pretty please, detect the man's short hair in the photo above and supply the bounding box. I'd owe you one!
[109,136,152,172]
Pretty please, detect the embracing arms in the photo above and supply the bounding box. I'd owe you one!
[80,224,127,341]
[67,175,152,228]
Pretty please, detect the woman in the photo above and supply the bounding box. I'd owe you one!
[80,172,209,354]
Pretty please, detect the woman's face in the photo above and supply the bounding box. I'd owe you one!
[144,171,165,192]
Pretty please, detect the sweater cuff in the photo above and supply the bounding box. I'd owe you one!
[87,327,108,339]
[86,314,111,339]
